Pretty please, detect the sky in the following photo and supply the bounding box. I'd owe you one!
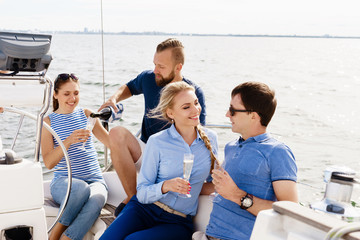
[1,0,360,36]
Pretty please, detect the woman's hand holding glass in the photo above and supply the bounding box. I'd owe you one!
[161,153,194,197]
[161,177,191,195]
[63,129,90,149]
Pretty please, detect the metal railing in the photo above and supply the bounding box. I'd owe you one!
[1,74,72,233]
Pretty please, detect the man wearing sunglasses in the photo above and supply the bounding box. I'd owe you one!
[98,38,206,216]
[195,82,298,240]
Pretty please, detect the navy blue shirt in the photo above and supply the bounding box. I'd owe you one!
[126,70,206,142]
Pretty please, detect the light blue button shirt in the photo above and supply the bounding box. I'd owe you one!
[137,124,218,216]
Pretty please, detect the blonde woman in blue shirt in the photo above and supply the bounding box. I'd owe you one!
[100,81,218,240]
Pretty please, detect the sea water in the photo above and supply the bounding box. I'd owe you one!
[1,34,360,205]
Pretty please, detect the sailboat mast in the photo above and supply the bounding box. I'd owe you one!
[100,0,106,104]
[100,0,109,168]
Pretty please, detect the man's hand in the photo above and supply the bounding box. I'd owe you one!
[98,97,118,112]
[212,168,244,205]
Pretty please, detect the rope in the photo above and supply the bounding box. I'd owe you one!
[99,0,110,169]
[100,0,106,104]
[325,222,360,240]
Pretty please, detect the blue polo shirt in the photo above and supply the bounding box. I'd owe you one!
[126,70,206,143]
[137,124,218,216]
[206,133,297,240]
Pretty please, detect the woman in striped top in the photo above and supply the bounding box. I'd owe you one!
[41,73,110,240]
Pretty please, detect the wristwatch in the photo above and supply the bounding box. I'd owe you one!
[240,193,254,210]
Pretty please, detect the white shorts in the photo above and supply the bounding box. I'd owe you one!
[134,137,146,172]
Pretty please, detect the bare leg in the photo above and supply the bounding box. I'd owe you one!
[109,126,142,204]
[49,222,68,240]
[60,235,71,240]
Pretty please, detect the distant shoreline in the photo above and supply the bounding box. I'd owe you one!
[1,29,360,39]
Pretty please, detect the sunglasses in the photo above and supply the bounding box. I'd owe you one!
[55,73,78,83]
[229,106,253,116]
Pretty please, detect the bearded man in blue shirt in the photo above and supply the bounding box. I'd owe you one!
[195,81,298,240]
[98,38,206,216]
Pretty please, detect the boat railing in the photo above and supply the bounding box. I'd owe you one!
[274,201,360,240]
[0,74,52,162]
[251,201,360,240]
[0,74,73,233]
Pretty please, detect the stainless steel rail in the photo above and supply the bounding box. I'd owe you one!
[2,74,72,233]
[3,106,73,233]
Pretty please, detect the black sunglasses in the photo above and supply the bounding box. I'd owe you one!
[229,106,253,116]
[55,73,78,83]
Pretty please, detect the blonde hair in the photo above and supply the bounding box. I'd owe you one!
[196,125,217,172]
[148,81,217,172]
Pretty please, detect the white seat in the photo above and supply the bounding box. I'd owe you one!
[43,171,213,239]
[102,171,127,207]
[193,195,213,232]
[43,180,107,240]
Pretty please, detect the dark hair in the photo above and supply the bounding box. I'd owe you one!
[52,73,79,111]
[231,81,277,127]
[156,38,185,65]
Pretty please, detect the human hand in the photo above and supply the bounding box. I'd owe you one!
[212,168,243,204]
[65,129,91,147]
[98,97,118,112]
[0,107,3,113]
[162,177,191,195]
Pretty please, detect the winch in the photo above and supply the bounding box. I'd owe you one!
[311,165,360,221]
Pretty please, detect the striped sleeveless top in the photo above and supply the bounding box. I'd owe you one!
[49,107,106,187]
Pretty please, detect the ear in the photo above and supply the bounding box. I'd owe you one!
[251,112,257,119]
[166,108,174,120]
[252,112,261,122]
[175,63,182,73]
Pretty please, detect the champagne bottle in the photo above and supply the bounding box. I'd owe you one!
[90,103,124,123]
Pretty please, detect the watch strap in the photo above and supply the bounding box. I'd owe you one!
[240,193,254,210]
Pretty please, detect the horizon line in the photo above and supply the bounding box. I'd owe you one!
[1,29,360,39]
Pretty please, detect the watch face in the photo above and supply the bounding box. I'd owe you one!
[243,197,253,207]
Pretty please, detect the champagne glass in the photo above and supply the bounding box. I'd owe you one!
[209,159,226,203]
[179,153,194,198]
[81,116,96,150]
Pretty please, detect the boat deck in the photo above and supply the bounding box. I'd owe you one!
[99,204,116,227]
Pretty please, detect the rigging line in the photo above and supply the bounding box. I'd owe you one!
[100,0,105,104]
[100,0,110,169]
